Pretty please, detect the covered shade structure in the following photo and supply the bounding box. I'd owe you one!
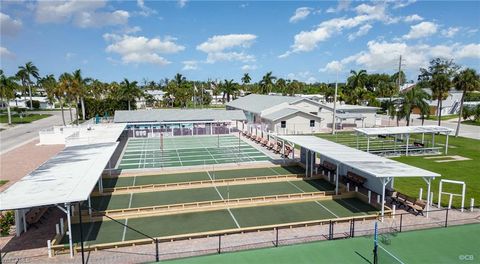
[277,135,440,218]
[354,125,453,155]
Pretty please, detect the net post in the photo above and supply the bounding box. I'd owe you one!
[399,213,403,232]
[218,235,222,254]
[275,227,279,247]
[155,238,159,262]
[445,208,449,228]
[471,198,475,212]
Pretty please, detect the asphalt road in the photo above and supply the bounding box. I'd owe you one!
[0,110,76,154]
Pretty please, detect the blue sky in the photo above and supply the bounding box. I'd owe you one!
[1,0,479,84]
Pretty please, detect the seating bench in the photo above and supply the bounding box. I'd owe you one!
[320,161,337,173]
[346,171,366,187]
[26,207,49,228]
[391,192,426,216]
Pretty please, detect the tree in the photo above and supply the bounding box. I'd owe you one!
[241,73,251,92]
[418,58,459,125]
[453,68,480,136]
[400,86,430,126]
[0,71,19,125]
[287,80,303,96]
[259,72,276,94]
[347,69,367,89]
[72,69,89,120]
[276,78,287,95]
[221,79,238,102]
[58,73,73,125]
[17,62,40,110]
[120,78,142,110]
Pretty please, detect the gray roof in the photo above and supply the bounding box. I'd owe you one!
[354,125,453,136]
[278,135,439,178]
[114,109,246,123]
[226,94,306,114]
[262,108,322,122]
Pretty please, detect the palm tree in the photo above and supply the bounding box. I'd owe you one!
[259,72,276,94]
[17,62,40,110]
[400,86,430,126]
[72,69,89,121]
[347,69,368,89]
[287,80,303,96]
[0,71,19,125]
[221,79,238,102]
[58,73,72,125]
[418,58,459,126]
[241,73,251,92]
[453,68,480,136]
[120,78,141,110]
[276,78,287,95]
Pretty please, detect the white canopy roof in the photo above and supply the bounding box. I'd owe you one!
[354,125,453,136]
[278,135,439,178]
[0,142,119,211]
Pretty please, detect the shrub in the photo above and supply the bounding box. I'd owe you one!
[0,211,15,236]
[83,98,133,119]
[26,100,41,109]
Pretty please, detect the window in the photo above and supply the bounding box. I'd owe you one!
[280,121,286,128]
[310,120,315,127]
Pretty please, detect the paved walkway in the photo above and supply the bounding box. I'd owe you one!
[0,110,75,154]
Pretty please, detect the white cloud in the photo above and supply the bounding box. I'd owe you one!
[0,12,22,36]
[122,26,142,34]
[392,0,417,9]
[281,3,396,57]
[241,64,257,71]
[402,21,438,39]
[348,24,372,41]
[319,60,343,72]
[289,7,313,23]
[455,44,480,59]
[182,60,199,71]
[65,52,76,60]
[35,0,129,28]
[287,71,317,83]
[321,41,480,74]
[136,0,157,17]
[442,27,460,38]
[104,34,185,66]
[326,0,350,13]
[403,14,423,22]
[0,46,15,58]
[178,0,188,8]
[197,34,257,63]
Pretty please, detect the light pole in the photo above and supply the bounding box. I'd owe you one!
[332,69,339,135]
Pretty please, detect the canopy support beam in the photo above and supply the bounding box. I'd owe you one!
[380,177,392,221]
[57,203,74,258]
[422,177,434,218]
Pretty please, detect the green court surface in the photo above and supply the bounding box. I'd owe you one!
[63,198,377,246]
[91,179,335,211]
[102,166,305,189]
[164,223,480,264]
[118,135,270,169]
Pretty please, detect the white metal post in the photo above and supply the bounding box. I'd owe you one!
[380,178,388,221]
[66,203,74,258]
[305,149,309,177]
[445,133,449,155]
[405,134,410,156]
[88,196,92,216]
[424,177,432,218]
[367,137,370,152]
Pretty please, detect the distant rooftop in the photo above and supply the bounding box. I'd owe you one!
[354,125,453,136]
[226,94,305,114]
[114,109,246,123]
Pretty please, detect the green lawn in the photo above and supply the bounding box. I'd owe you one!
[0,113,51,124]
[426,114,458,121]
[164,223,480,264]
[0,180,8,186]
[462,120,480,126]
[317,132,480,208]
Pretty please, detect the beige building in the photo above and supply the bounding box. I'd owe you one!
[226,94,379,134]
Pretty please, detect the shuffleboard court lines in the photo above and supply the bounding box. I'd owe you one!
[286,181,339,218]
[206,170,241,228]
[122,218,128,241]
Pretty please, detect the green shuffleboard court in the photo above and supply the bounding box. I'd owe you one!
[164,223,480,264]
[118,135,271,169]
[102,166,305,189]
[91,179,336,211]
[64,197,378,246]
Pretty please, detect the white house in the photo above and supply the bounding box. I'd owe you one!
[226,94,379,134]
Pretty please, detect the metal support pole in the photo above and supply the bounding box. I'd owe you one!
[78,203,85,264]
[335,163,339,195]
[445,133,449,154]
[405,134,409,156]
[155,239,159,262]
[367,137,370,152]
[66,203,74,258]
[445,208,449,227]
[88,196,92,216]
[275,228,279,247]
[399,213,403,232]
[218,235,222,254]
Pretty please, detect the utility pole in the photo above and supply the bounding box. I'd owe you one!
[332,69,338,135]
[397,55,402,91]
